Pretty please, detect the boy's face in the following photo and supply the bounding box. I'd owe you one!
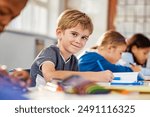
[108,45,127,64]
[56,24,90,55]
[0,0,27,32]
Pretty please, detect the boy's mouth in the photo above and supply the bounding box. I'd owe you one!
[71,44,81,49]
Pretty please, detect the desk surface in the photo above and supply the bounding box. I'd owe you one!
[26,81,150,100]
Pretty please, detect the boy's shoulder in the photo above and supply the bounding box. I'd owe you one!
[79,51,102,60]
[48,45,58,50]
[45,45,59,53]
[39,45,60,57]
[85,51,100,57]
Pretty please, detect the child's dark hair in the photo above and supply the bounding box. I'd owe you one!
[126,33,150,52]
[91,30,126,49]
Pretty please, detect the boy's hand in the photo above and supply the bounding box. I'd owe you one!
[98,70,114,82]
[11,69,31,87]
[0,65,8,76]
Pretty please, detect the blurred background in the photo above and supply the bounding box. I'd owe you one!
[0,0,150,70]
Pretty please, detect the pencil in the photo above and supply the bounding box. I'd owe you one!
[97,60,104,71]
[129,62,135,66]
[97,60,120,80]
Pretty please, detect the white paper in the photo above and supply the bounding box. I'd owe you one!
[112,72,138,83]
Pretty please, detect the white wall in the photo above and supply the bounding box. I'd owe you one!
[0,30,56,70]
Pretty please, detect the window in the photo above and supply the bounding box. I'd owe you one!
[7,0,49,35]
[115,0,150,37]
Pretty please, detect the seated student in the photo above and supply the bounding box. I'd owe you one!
[119,33,150,76]
[0,0,31,85]
[78,30,140,72]
[30,9,113,86]
[0,0,30,100]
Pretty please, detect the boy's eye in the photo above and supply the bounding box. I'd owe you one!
[72,32,78,37]
[81,36,88,41]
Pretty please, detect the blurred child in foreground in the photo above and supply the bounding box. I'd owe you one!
[0,0,30,100]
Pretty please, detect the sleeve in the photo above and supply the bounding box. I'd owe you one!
[141,67,150,76]
[78,52,102,71]
[101,59,133,72]
[35,47,57,69]
[118,52,134,66]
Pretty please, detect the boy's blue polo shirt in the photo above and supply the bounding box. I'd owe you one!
[78,51,132,72]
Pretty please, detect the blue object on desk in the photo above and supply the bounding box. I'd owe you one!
[113,77,121,80]
[111,81,144,86]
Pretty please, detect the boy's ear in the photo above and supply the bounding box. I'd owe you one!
[107,45,113,53]
[56,28,63,39]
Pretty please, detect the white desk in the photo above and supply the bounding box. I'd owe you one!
[26,81,150,100]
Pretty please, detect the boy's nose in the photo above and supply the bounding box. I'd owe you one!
[75,37,81,43]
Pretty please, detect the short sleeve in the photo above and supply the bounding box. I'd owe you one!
[35,46,57,68]
[120,52,134,66]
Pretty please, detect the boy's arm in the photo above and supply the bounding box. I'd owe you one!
[42,61,113,82]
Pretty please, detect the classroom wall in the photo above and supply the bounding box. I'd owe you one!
[0,30,56,70]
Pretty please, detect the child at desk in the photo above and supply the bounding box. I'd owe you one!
[78,30,140,72]
[0,0,30,100]
[30,9,113,86]
[119,33,150,76]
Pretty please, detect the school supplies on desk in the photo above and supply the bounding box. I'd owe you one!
[58,75,110,94]
[0,71,28,100]
[97,60,144,85]
[111,81,144,86]
[104,85,150,93]
[45,82,62,92]
[129,62,136,66]
[111,72,144,86]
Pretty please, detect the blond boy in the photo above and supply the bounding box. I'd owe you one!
[30,9,113,86]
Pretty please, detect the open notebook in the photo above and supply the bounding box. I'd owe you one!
[111,72,144,85]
